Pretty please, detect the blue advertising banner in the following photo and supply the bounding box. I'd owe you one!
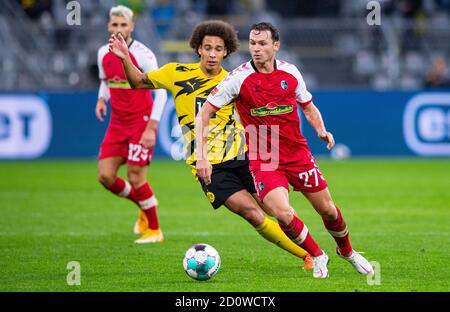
[1,91,449,159]
[307,91,450,157]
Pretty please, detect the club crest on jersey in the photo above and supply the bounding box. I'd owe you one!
[281,80,288,90]
[258,182,265,191]
[251,102,293,116]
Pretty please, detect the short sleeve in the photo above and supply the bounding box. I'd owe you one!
[207,73,240,110]
[134,45,159,73]
[97,46,108,80]
[147,63,173,90]
[294,68,313,105]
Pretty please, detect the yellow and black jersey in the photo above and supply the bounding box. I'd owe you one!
[147,63,246,171]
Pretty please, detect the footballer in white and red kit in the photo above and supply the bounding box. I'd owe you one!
[98,40,161,165]
[95,5,167,244]
[198,22,374,278]
[207,59,328,198]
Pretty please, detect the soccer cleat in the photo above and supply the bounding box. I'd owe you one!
[134,210,148,235]
[302,254,314,270]
[134,228,164,244]
[336,248,374,275]
[313,252,329,278]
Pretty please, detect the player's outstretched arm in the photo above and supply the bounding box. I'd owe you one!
[194,101,217,185]
[108,33,156,89]
[301,102,335,150]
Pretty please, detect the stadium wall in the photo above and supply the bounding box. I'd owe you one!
[1,91,449,160]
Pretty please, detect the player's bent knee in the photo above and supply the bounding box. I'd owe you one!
[321,210,337,221]
[98,172,116,187]
[240,207,264,226]
[319,202,338,220]
[226,201,263,226]
[272,206,294,226]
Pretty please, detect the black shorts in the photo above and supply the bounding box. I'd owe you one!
[199,156,256,209]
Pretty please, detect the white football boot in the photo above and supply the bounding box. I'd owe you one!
[313,252,329,278]
[336,248,374,275]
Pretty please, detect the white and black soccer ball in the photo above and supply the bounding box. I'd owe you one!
[183,243,221,281]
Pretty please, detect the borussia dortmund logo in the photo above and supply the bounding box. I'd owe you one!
[258,182,265,191]
[206,192,216,203]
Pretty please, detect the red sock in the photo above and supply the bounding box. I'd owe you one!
[134,183,159,230]
[106,177,138,204]
[279,215,323,257]
[323,207,352,257]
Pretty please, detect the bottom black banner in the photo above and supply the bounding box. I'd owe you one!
[1,292,447,310]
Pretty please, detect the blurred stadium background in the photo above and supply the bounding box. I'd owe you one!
[3,0,450,91]
[2,0,450,159]
[1,0,449,292]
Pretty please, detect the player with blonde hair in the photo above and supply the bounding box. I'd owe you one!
[96,5,167,243]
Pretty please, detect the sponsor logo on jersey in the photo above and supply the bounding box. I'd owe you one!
[108,78,131,89]
[251,102,293,116]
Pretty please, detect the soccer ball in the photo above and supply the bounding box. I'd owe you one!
[183,243,221,281]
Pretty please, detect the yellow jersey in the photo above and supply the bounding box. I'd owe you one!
[147,63,246,170]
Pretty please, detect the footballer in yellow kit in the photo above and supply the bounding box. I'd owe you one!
[146,62,246,172]
[109,19,313,268]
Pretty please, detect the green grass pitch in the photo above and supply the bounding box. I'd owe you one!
[0,158,449,292]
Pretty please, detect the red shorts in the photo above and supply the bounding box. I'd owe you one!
[251,157,328,201]
[99,118,154,167]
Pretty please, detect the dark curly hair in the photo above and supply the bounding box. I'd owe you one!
[189,20,239,59]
